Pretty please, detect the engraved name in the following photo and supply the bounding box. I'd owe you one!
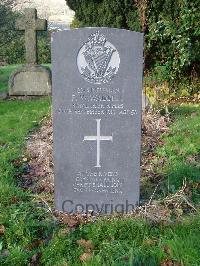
[56,86,137,116]
[73,171,124,194]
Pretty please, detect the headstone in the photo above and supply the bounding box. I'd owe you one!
[9,8,51,96]
[142,92,150,110]
[52,28,143,214]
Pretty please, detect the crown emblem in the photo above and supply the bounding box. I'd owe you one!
[77,31,120,84]
[87,31,106,48]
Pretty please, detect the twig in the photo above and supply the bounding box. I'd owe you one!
[32,194,58,222]
[148,183,159,205]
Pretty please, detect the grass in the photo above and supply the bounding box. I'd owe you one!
[156,105,200,201]
[0,98,54,265]
[40,213,200,266]
[0,64,51,93]
[0,65,200,265]
[0,65,20,92]
[0,98,51,203]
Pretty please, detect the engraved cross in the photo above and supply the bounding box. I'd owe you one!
[15,8,47,65]
[84,119,113,168]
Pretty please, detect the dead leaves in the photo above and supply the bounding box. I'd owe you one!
[29,252,42,266]
[27,240,43,250]
[132,203,172,223]
[160,259,182,266]
[154,244,182,266]
[77,239,95,250]
[141,111,170,186]
[61,215,80,228]
[79,252,92,262]
[186,155,200,168]
[77,239,95,262]
[163,245,171,255]
[55,211,95,228]
[56,212,83,228]
[22,119,54,193]
[142,111,170,139]
[0,225,5,235]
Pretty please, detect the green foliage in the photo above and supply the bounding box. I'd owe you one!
[0,4,51,65]
[37,32,51,65]
[146,0,200,84]
[0,4,24,64]
[67,0,200,93]
[67,0,141,30]
[70,17,81,29]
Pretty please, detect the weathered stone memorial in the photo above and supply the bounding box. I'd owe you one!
[9,8,51,96]
[52,28,143,213]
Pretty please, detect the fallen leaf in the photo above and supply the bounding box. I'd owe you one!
[0,225,5,235]
[30,252,42,266]
[27,240,43,250]
[77,239,94,250]
[163,245,171,255]
[11,196,18,203]
[62,215,80,228]
[160,259,181,266]
[80,252,92,262]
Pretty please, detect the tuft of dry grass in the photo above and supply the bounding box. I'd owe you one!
[25,118,54,194]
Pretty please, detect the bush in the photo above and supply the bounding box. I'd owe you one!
[37,32,51,65]
[67,0,200,96]
[67,0,140,30]
[0,4,23,64]
[0,4,51,65]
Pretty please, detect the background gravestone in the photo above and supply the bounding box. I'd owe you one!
[9,8,51,96]
[52,28,143,213]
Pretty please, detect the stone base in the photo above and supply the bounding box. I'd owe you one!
[9,65,51,96]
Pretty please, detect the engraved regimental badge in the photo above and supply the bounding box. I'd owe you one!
[77,31,120,84]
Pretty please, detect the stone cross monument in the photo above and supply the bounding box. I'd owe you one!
[9,8,51,96]
[16,8,47,65]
